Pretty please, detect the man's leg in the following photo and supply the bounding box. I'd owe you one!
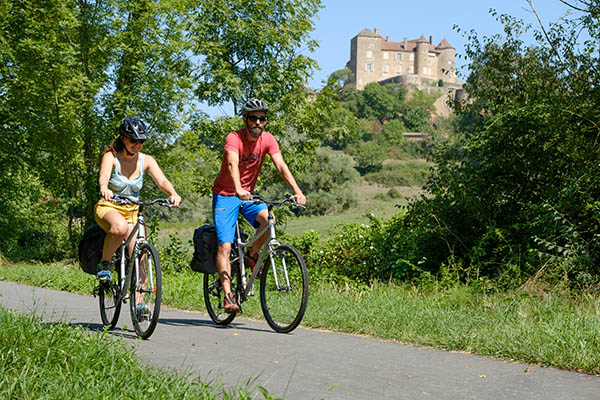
[216,242,232,293]
[250,209,270,257]
[217,241,239,313]
[213,194,241,313]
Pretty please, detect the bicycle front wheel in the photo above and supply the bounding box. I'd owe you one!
[99,261,122,329]
[129,242,162,339]
[203,261,239,325]
[260,244,309,333]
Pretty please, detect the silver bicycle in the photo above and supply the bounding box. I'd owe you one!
[204,194,309,333]
[95,195,172,339]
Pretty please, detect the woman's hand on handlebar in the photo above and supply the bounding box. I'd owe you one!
[169,193,182,208]
[100,187,114,201]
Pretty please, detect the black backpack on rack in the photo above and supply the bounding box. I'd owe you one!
[190,225,218,274]
[78,224,106,275]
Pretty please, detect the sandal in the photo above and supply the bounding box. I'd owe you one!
[223,292,240,313]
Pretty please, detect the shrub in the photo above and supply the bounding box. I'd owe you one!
[364,159,431,186]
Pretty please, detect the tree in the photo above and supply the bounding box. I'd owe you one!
[0,0,194,259]
[395,5,600,285]
[188,0,321,114]
[355,82,401,123]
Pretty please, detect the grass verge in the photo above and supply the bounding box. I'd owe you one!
[0,306,273,399]
[1,261,599,374]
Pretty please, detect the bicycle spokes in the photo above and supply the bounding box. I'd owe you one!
[130,243,162,339]
[260,245,309,333]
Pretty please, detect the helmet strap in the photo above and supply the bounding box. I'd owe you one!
[124,144,135,156]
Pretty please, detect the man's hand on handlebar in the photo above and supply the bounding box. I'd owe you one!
[236,188,252,201]
[292,192,306,206]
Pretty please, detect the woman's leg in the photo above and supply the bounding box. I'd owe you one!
[100,210,133,263]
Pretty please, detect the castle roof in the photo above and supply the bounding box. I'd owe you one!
[356,28,454,52]
[356,28,383,38]
[381,38,436,53]
[435,38,454,49]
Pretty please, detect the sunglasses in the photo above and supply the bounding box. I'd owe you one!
[129,138,146,144]
[247,115,267,123]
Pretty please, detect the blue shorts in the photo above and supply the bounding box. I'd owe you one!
[212,194,267,245]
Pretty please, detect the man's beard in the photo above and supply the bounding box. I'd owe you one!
[249,126,263,138]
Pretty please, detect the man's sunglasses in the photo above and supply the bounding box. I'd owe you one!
[130,138,146,144]
[247,115,267,123]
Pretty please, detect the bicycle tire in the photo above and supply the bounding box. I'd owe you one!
[99,259,123,329]
[204,260,239,325]
[260,244,309,333]
[129,242,162,339]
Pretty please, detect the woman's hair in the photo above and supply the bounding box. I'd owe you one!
[105,136,126,155]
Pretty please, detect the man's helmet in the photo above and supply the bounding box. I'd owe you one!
[241,99,268,116]
[119,117,148,140]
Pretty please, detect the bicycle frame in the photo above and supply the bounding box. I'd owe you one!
[114,207,151,303]
[234,202,292,299]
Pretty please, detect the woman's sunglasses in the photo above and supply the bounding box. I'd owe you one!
[129,138,146,144]
[247,115,267,123]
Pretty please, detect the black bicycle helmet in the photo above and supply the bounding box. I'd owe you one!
[119,117,148,140]
[241,99,269,116]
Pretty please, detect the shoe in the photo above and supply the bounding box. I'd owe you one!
[97,261,111,282]
[223,292,240,313]
[136,303,151,321]
[245,253,261,277]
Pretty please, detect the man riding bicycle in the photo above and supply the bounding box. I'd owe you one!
[212,99,306,313]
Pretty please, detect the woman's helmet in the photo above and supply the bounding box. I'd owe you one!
[241,99,268,116]
[119,117,148,140]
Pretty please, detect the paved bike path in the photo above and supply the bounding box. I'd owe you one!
[1,280,598,399]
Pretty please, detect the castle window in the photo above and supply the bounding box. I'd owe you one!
[397,65,402,73]
[409,65,414,73]
[396,52,402,60]
[409,53,414,61]
[366,50,373,59]
[366,63,373,72]
[383,64,389,73]
[383,52,389,60]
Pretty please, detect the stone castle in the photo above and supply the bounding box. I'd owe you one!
[346,28,464,115]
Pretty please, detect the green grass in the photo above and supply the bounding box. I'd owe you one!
[0,306,273,399]
[284,183,421,239]
[2,262,599,374]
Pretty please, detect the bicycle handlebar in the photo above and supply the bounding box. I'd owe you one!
[110,194,174,208]
[247,194,305,209]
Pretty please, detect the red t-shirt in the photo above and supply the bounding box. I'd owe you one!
[212,129,280,195]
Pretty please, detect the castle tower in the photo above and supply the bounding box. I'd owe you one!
[415,35,428,77]
[349,28,383,90]
[436,38,456,82]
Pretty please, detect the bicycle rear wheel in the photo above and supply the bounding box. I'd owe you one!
[129,242,162,339]
[204,261,239,325]
[98,261,122,329]
[260,244,309,333]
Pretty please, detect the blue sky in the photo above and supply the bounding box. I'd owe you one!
[204,1,576,117]
[306,0,575,87]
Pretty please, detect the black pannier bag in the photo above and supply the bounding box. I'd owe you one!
[190,225,218,274]
[78,224,107,275]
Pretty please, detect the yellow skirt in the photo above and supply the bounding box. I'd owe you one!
[94,198,139,232]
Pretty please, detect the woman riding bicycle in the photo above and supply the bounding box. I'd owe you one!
[94,117,181,299]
